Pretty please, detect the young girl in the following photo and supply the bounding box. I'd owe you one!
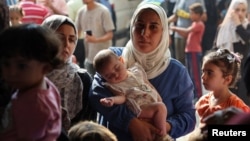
[9,5,24,26]
[93,49,173,141]
[196,48,250,127]
[0,24,63,140]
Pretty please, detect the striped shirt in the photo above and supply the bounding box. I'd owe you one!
[19,1,50,25]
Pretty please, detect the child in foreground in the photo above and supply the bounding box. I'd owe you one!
[0,24,63,141]
[68,120,117,141]
[93,49,172,141]
[188,48,250,141]
[196,48,250,126]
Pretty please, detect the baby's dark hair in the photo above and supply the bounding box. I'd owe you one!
[189,3,203,15]
[93,49,119,73]
[0,23,63,70]
[202,48,241,88]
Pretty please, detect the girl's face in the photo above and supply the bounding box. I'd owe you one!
[189,11,200,21]
[201,62,229,91]
[9,12,22,26]
[56,24,77,62]
[99,57,128,84]
[1,56,48,92]
[234,3,247,22]
[132,9,163,53]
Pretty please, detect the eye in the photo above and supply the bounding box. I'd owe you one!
[69,37,77,44]
[135,22,144,30]
[17,63,28,70]
[149,24,158,30]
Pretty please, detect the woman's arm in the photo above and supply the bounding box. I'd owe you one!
[150,60,196,138]
[236,24,250,42]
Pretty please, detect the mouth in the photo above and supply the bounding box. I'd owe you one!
[138,40,150,45]
[62,51,70,57]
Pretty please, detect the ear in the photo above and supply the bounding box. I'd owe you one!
[224,75,233,85]
[118,56,125,64]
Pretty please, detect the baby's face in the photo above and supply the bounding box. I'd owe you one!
[100,57,128,84]
[9,12,22,26]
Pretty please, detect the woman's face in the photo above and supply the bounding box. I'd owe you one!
[234,3,247,22]
[56,24,77,62]
[132,9,163,53]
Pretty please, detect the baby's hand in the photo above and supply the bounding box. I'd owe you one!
[100,98,114,107]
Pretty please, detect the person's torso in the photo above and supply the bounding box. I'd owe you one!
[0,78,61,141]
[185,21,205,52]
[20,1,49,24]
[77,4,114,62]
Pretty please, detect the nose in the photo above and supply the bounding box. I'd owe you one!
[141,27,150,37]
[113,72,120,80]
[63,39,70,48]
[201,73,206,80]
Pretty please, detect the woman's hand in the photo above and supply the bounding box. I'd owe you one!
[129,118,160,141]
[230,10,241,26]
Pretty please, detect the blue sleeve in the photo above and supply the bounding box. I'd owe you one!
[89,74,136,132]
[150,59,196,138]
[109,47,124,56]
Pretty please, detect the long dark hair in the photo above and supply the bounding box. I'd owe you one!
[0,0,9,32]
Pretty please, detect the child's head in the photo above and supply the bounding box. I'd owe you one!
[68,121,118,141]
[0,23,63,91]
[202,48,241,90]
[42,15,78,62]
[9,5,24,26]
[189,3,203,21]
[93,49,127,83]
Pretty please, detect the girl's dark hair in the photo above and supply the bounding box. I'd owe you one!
[203,48,241,88]
[68,121,117,141]
[0,23,64,70]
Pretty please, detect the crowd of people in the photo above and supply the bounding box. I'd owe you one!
[0,0,250,141]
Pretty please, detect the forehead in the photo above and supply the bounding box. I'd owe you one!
[57,24,75,33]
[9,12,20,17]
[202,61,221,71]
[233,2,247,9]
[136,9,160,21]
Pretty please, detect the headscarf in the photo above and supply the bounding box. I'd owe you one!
[122,3,171,79]
[216,0,248,52]
[42,15,83,121]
